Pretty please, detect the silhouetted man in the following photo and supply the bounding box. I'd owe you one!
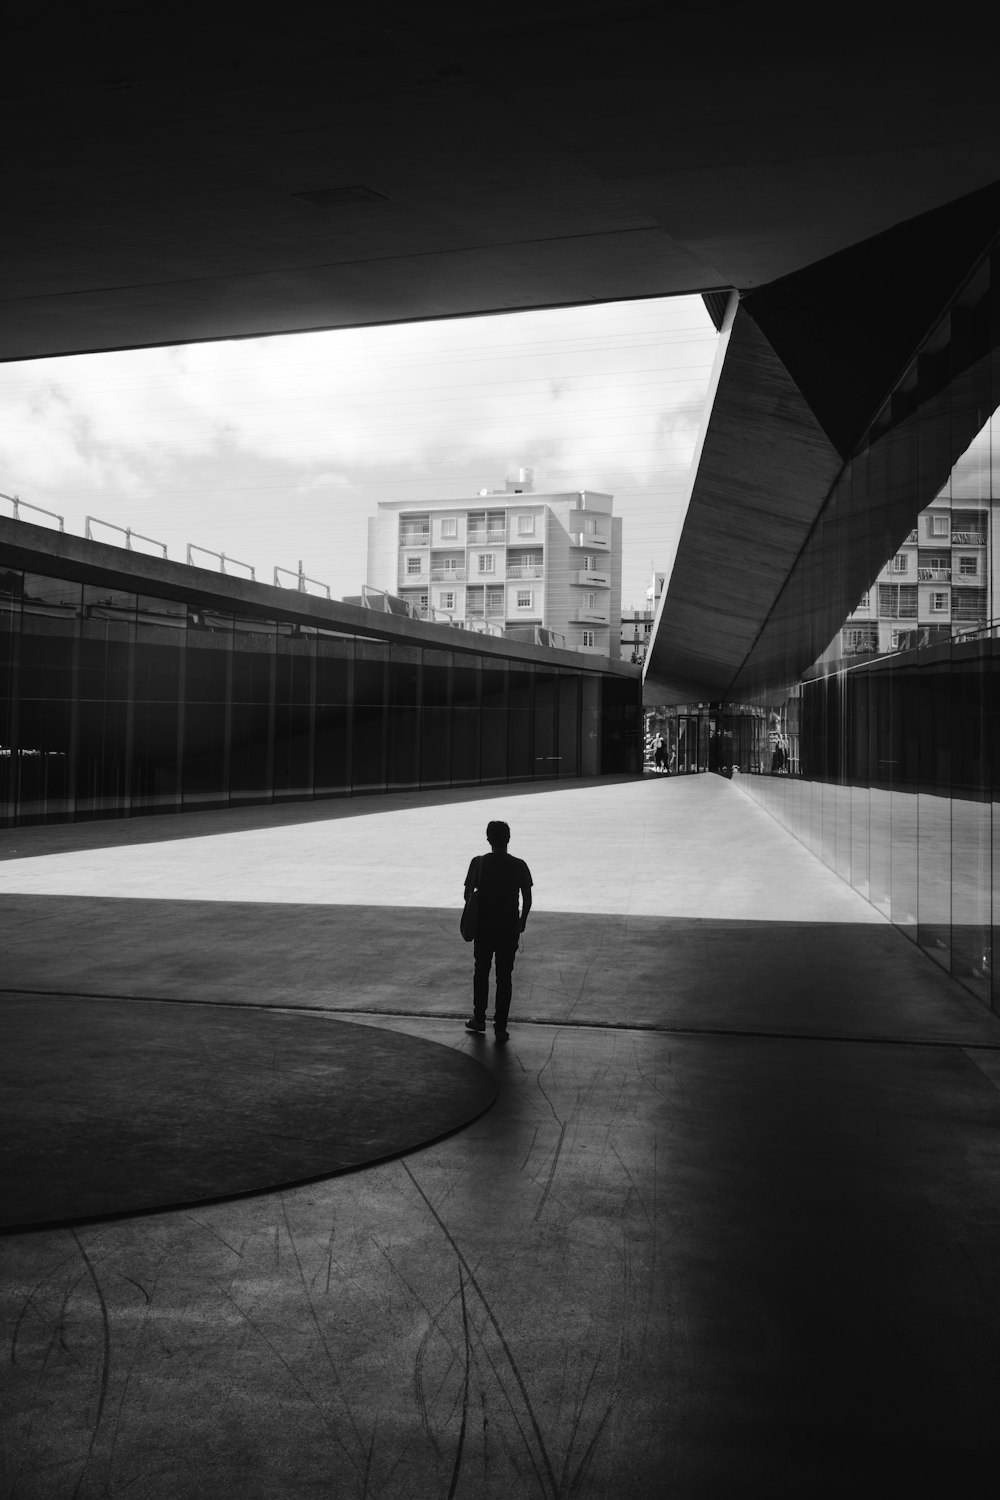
[464,820,532,1043]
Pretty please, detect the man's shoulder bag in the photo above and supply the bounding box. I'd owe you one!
[460,857,482,942]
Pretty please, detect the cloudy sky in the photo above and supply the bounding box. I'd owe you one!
[0,295,718,610]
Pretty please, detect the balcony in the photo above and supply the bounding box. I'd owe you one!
[574,569,609,586]
[467,528,507,544]
[399,571,429,587]
[506,564,544,580]
[573,608,610,625]
[570,531,609,549]
[399,532,430,548]
[917,567,951,581]
[952,531,986,545]
[431,568,466,582]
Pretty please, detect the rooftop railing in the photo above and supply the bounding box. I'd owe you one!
[86,515,167,555]
[1,491,65,530]
[186,543,255,580]
[274,561,331,597]
[5,490,573,652]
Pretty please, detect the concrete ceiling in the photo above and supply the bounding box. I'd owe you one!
[6,5,1000,708]
[5,4,1000,361]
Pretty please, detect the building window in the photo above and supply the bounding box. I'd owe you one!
[919,553,951,579]
[951,510,988,544]
[517,515,535,535]
[582,630,595,647]
[856,591,870,611]
[441,517,457,538]
[930,514,950,536]
[406,556,422,575]
[441,591,455,610]
[952,588,987,624]
[959,556,978,576]
[478,553,495,574]
[517,590,532,609]
[587,592,597,609]
[399,514,430,546]
[842,626,878,655]
[930,591,949,612]
[877,583,918,618]
[890,554,908,573]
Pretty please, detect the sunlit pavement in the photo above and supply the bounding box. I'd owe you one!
[3,774,1000,1496]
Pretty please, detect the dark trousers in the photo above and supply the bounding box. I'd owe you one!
[473,932,519,1030]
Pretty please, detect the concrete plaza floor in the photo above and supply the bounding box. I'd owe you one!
[3,773,1000,1497]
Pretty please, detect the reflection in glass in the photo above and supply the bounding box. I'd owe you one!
[387,645,421,792]
[722,258,1000,1015]
[0,566,637,829]
[274,626,314,800]
[421,649,452,789]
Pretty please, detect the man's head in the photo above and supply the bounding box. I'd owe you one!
[486,820,511,850]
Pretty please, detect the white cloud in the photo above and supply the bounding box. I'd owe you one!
[0,297,718,606]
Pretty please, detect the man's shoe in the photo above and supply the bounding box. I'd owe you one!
[494,1029,509,1043]
[465,1018,486,1033]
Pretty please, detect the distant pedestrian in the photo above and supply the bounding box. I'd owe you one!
[653,735,664,772]
[463,820,532,1043]
[770,741,785,775]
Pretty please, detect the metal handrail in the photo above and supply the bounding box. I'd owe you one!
[1,491,65,530]
[954,616,1000,641]
[186,543,255,580]
[359,585,388,611]
[274,561,331,597]
[86,515,167,555]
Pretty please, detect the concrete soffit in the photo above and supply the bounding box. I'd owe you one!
[644,184,1000,708]
[642,301,844,707]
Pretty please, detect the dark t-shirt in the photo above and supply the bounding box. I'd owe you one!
[466,850,532,936]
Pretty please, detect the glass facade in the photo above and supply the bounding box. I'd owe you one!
[0,561,640,826]
[719,241,1000,1015]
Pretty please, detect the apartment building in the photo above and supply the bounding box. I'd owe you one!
[835,494,996,659]
[621,610,653,664]
[366,476,623,658]
[621,572,666,664]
